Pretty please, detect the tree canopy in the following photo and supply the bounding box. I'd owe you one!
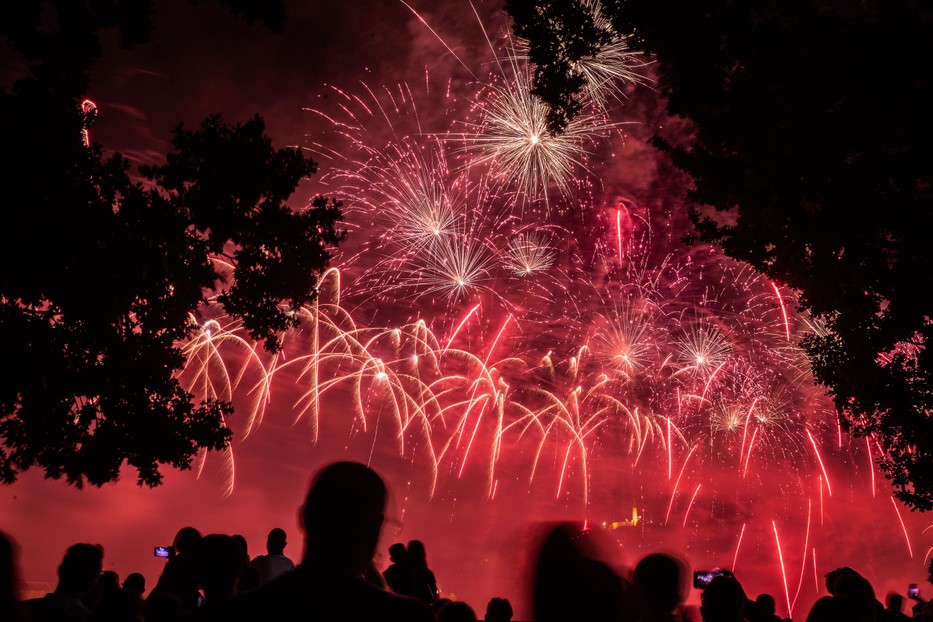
[508,0,933,509]
[0,1,342,487]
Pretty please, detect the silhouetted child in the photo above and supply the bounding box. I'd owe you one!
[383,542,412,595]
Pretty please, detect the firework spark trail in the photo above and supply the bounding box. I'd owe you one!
[792,499,812,611]
[732,522,746,571]
[807,429,833,496]
[891,496,914,558]
[773,520,792,619]
[682,483,701,528]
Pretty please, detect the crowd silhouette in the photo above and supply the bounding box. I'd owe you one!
[2,461,932,621]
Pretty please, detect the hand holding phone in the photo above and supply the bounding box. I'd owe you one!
[908,583,920,599]
[154,546,173,558]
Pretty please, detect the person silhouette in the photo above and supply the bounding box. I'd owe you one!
[699,575,745,622]
[230,534,260,593]
[249,528,295,585]
[626,552,688,621]
[532,523,626,622]
[22,543,103,622]
[227,461,434,621]
[382,542,412,595]
[0,531,24,622]
[150,526,202,612]
[407,540,439,603]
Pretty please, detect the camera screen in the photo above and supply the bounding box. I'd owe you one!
[154,546,171,558]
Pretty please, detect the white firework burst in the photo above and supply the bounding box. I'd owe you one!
[504,231,557,276]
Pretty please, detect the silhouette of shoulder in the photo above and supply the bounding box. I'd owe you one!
[228,564,435,621]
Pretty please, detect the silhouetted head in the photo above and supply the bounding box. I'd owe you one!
[700,575,745,622]
[266,528,287,555]
[56,543,103,597]
[485,597,513,622]
[301,461,387,575]
[533,523,625,622]
[885,592,903,612]
[755,593,776,616]
[172,527,202,556]
[437,600,477,622]
[123,572,146,597]
[230,534,250,563]
[407,540,427,567]
[193,534,243,604]
[631,552,687,615]
[834,572,875,605]
[388,542,407,563]
[824,566,858,595]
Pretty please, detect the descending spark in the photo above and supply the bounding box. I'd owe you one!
[890,496,914,558]
[771,281,791,342]
[773,520,792,619]
[792,499,812,611]
[806,429,833,496]
[682,483,701,528]
[732,522,746,571]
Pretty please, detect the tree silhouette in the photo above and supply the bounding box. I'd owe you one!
[0,1,342,487]
[508,0,933,510]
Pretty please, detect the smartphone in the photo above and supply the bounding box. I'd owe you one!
[154,546,172,558]
[693,569,728,589]
[908,583,920,598]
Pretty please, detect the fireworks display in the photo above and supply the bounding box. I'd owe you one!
[4,2,927,617]
[164,4,929,617]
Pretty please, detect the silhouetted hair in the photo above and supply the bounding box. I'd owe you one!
[301,461,387,574]
[631,552,687,615]
[700,575,745,622]
[267,528,287,555]
[885,592,903,612]
[533,524,625,622]
[123,572,146,597]
[173,527,202,556]
[408,540,428,567]
[824,566,858,595]
[755,593,776,616]
[58,543,104,595]
[194,534,243,603]
[388,542,407,562]
[485,596,513,622]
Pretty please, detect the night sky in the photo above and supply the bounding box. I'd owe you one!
[2,1,930,619]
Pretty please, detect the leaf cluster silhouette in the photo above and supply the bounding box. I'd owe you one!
[508,0,933,510]
[0,0,342,487]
